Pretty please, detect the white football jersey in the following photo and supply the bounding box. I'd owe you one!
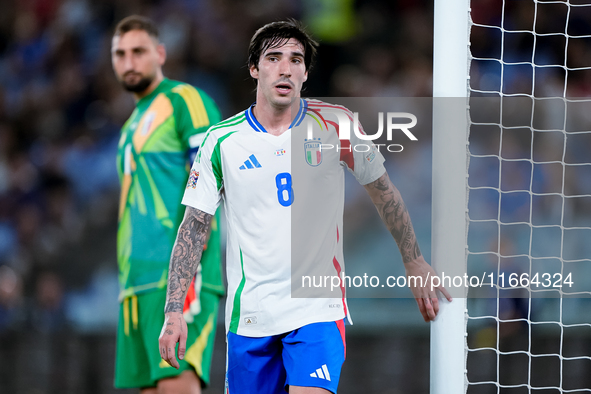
[182,99,386,337]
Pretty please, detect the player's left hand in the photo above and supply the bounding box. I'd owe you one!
[159,311,188,369]
[404,257,452,322]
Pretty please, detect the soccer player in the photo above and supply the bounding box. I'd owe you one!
[159,19,451,393]
[111,15,224,394]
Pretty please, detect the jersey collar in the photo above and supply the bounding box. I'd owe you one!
[136,78,170,109]
[246,98,308,133]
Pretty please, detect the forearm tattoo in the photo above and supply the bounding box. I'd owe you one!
[366,174,422,264]
[164,207,212,313]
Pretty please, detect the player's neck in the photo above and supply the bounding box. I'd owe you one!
[133,72,164,101]
[252,98,297,136]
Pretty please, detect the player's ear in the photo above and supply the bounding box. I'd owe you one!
[303,70,308,83]
[156,43,166,65]
[249,64,259,80]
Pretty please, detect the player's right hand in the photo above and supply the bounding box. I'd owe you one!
[159,311,188,369]
[404,257,452,322]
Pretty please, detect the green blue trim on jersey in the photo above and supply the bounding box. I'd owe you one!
[211,131,238,190]
[208,113,246,133]
[197,113,246,163]
[229,248,246,333]
[245,106,264,132]
[293,98,308,127]
[245,99,308,133]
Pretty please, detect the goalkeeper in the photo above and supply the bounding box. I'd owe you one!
[111,15,224,393]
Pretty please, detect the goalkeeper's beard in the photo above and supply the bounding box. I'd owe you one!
[120,75,153,94]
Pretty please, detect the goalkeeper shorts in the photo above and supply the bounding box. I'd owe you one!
[114,287,220,389]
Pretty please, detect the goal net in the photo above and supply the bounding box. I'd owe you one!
[432,1,591,393]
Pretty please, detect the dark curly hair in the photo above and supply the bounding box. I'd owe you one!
[248,19,319,72]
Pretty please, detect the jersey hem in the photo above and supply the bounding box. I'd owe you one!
[119,284,224,302]
[358,167,387,186]
[118,281,165,301]
[181,197,218,216]
[230,310,346,338]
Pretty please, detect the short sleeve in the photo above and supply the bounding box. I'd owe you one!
[181,130,223,215]
[340,119,386,185]
[171,85,222,161]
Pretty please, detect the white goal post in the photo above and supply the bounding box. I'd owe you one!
[431,1,470,394]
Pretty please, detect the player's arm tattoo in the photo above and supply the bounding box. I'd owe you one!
[364,172,422,264]
[164,207,212,313]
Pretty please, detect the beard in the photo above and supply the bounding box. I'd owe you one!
[120,74,154,93]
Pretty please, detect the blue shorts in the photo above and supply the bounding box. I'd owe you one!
[226,319,346,394]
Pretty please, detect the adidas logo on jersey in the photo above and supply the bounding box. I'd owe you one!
[239,154,262,170]
[310,364,331,381]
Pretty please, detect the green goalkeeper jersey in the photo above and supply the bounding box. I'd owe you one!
[116,78,224,299]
